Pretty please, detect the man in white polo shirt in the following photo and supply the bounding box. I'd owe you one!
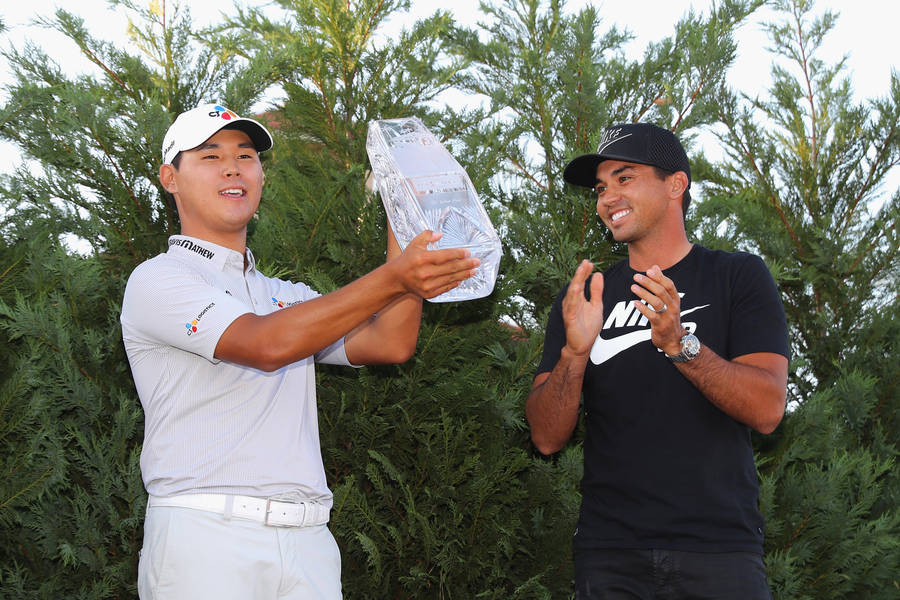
[121,103,480,599]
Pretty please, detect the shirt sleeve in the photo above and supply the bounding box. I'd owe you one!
[315,338,356,366]
[535,285,569,376]
[727,254,791,360]
[121,258,252,364]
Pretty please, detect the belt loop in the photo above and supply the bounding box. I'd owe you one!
[223,495,234,521]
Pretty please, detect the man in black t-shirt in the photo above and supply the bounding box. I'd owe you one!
[526,123,789,599]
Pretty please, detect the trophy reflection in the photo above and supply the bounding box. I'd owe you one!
[366,117,502,302]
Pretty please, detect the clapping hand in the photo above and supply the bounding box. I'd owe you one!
[562,260,605,357]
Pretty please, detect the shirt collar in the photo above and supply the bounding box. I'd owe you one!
[166,235,256,273]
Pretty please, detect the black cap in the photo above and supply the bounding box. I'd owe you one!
[562,123,691,189]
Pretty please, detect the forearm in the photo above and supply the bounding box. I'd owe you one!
[344,223,423,364]
[676,346,788,434]
[216,261,410,371]
[526,347,589,455]
[344,291,422,364]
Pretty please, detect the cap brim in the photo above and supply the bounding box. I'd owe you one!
[562,154,603,188]
[563,152,675,189]
[223,119,273,154]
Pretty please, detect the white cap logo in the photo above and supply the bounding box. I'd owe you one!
[595,127,632,154]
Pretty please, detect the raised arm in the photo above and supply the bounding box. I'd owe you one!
[526,260,605,455]
[343,225,435,365]
[214,230,479,371]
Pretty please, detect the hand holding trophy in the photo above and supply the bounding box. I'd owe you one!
[366,117,502,302]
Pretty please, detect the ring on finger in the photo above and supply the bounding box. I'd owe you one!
[653,303,668,314]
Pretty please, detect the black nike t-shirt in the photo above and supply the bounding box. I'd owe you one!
[536,245,789,554]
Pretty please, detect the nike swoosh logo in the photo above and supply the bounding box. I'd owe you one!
[590,329,651,364]
[596,133,632,154]
[589,304,710,365]
[680,304,710,318]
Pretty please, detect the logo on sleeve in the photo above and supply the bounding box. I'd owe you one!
[271,296,303,309]
[185,302,215,336]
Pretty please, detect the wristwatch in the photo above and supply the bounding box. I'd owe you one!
[666,333,701,363]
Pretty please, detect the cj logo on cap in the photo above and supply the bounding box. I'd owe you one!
[209,105,239,120]
[596,127,632,154]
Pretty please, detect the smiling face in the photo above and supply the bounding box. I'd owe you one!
[159,127,264,251]
[594,160,684,245]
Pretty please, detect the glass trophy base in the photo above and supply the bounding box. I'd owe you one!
[366,117,502,302]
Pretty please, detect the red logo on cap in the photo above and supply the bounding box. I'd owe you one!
[209,105,238,120]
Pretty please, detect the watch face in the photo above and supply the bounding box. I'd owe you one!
[683,334,701,358]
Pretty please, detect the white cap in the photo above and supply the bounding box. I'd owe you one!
[161,103,273,165]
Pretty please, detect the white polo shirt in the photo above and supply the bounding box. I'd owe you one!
[121,235,352,506]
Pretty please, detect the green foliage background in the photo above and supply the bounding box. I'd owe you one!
[0,0,897,598]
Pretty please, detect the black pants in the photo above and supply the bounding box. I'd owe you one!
[574,548,772,600]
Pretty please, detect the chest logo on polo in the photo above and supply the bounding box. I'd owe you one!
[589,297,709,365]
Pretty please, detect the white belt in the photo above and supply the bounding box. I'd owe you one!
[148,493,330,527]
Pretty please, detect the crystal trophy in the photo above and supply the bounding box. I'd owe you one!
[366,117,502,302]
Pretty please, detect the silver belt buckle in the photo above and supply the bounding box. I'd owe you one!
[264,498,305,527]
[264,498,280,526]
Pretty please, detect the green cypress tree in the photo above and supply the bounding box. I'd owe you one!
[695,0,900,596]
[6,0,895,597]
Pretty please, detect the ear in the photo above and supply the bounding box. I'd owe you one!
[159,164,178,195]
[669,171,689,200]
